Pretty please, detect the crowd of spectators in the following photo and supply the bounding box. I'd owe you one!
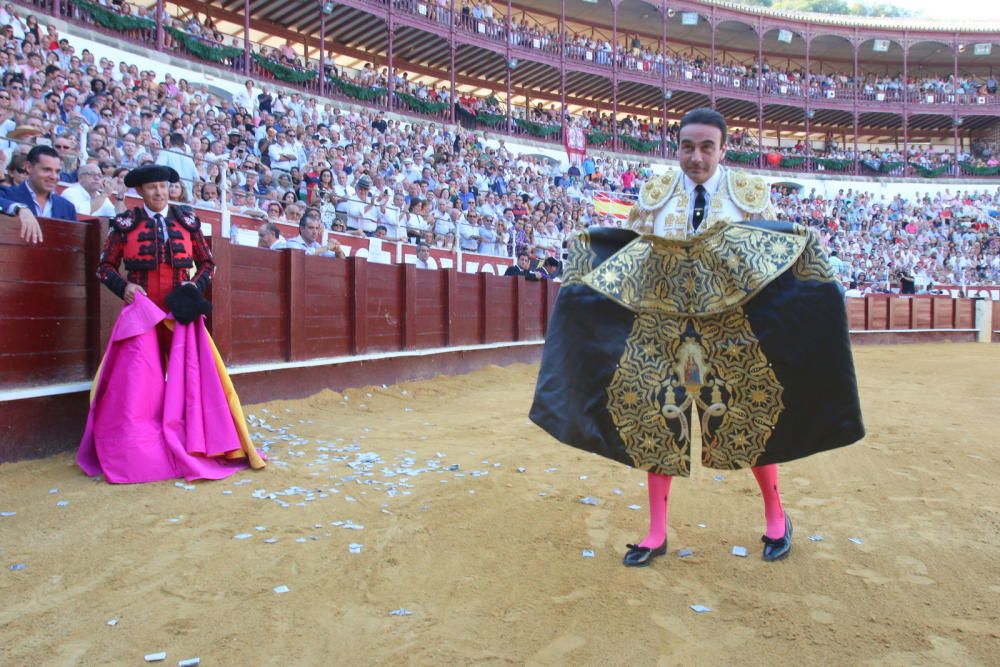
[423,1,1000,106]
[63,0,1000,140]
[0,3,998,288]
[771,186,1000,290]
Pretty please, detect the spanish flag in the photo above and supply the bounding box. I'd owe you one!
[592,192,634,222]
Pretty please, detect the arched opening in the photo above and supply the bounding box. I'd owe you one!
[713,20,760,93]
[808,34,854,101]
[957,40,1000,104]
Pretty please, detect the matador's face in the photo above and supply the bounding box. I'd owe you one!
[678,123,726,186]
[139,181,170,211]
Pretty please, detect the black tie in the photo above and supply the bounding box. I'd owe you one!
[692,184,706,231]
[154,214,167,243]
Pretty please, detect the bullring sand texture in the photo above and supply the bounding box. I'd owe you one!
[1,344,998,666]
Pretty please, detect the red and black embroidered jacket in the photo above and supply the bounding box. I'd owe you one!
[96,206,216,299]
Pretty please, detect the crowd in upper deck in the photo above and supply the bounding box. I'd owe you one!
[1,2,997,287]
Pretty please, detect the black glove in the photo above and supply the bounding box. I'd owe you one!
[165,283,212,325]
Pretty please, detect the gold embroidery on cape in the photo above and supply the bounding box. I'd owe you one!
[583,223,808,317]
[728,169,770,214]
[561,230,599,285]
[607,309,783,476]
[791,227,838,283]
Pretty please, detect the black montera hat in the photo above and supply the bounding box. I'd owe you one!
[123,164,180,188]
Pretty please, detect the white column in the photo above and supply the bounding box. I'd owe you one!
[975,299,993,343]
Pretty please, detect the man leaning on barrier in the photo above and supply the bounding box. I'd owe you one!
[0,196,42,244]
[286,207,325,253]
[2,145,77,222]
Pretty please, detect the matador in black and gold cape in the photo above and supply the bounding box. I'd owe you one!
[530,220,865,478]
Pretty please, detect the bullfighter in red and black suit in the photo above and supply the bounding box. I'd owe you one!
[79,164,265,485]
[96,165,214,313]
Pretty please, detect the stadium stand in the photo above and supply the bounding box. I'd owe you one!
[0,0,997,288]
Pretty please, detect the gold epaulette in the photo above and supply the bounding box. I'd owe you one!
[636,168,681,211]
[727,169,770,215]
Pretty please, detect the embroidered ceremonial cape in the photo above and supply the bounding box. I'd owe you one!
[529,222,865,477]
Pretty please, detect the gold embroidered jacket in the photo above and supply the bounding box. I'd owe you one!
[530,221,864,477]
[628,165,776,239]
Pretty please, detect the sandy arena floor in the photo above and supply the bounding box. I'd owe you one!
[1,344,999,666]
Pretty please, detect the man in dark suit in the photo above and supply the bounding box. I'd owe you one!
[504,251,540,280]
[535,257,561,280]
[0,145,77,222]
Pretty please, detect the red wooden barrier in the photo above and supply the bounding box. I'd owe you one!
[0,219,993,462]
[1,219,993,397]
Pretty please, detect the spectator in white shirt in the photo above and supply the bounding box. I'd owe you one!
[340,176,378,234]
[268,131,301,173]
[155,133,199,200]
[376,191,407,241]
[459,211,481,252]
[258,222,288,250]
[60,163,122,217]
[285,208,325,253]
[415,242,437,269]
[432,199,454,236]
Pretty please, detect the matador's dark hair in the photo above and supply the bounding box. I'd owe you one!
[679,107,728,146]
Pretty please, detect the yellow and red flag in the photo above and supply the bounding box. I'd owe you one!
[592,191,634,222]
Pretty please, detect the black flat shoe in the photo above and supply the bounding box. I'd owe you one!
[623,540,667,567]
[761,514,792,562]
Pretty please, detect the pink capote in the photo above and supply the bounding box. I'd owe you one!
[77,293,254,484]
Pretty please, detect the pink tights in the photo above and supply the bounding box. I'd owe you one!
[638,464,786,547]
[752,464,786,539]
[637,472,672,548]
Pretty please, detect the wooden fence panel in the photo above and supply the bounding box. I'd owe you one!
[229,244,286,364]
[413,269,447,349]
[365,261,404,352]
[302,253,353,358]
[452,272,483,346]
[0,219,91,385]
